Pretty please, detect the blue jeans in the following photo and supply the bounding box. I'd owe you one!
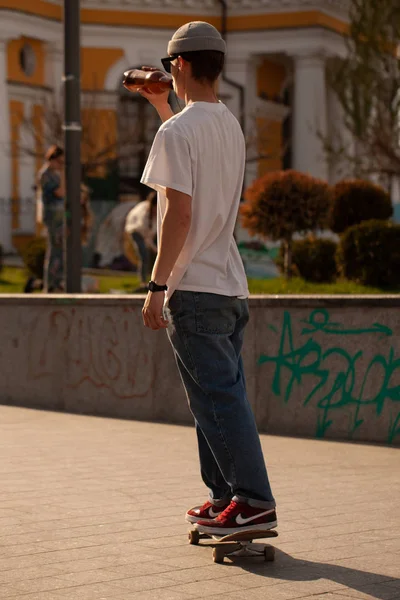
[132,232,148,283]
[44,205,65,292]
[167,291,276,510]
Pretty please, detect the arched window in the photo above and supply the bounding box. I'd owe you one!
[19,43,36,77]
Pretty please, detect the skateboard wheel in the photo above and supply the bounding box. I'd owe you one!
[264,546,275,562]
[188,530,200,545]
[212,547,225,564]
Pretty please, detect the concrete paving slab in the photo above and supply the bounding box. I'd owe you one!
[0,405,399,600]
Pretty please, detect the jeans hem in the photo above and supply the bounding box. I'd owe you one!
[208,493,233,507]
[233,495,276,510]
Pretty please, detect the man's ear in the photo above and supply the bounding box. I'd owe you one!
[178,56,190,73]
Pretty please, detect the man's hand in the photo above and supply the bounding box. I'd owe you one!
[138,66,175,123]
[138,66,171,107]
[142,291,169,330]
[138,86,171,106]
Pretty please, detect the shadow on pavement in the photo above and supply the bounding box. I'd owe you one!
[226,548,400,600]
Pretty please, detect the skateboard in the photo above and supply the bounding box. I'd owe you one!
[188,528,278,563]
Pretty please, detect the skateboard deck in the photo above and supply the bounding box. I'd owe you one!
[188,528,278,563]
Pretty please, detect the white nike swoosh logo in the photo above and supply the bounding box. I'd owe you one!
[208,507,221,518]
[236,510,274,525]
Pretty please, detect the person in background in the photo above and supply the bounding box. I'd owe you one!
[25,149,93,293]
[37,145,65,293]
[124,191,158,287]
[79,182,93,247]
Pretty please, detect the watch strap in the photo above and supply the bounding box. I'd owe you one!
[148,280,168,292]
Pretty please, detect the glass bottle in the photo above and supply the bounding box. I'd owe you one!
[123,69,173,94]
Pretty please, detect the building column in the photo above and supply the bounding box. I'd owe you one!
[19,100,36,234]
[292,52,328,181]
[221,56,260,245]
[220,55,259,186]
[46,42,64,105]
[244,56,262,186]
[0,38,12,252]
[221,56,246,123]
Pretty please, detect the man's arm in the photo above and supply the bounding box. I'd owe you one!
[138,89,174,123]
[156,104,175,123]
[142,187,191,330]
[151,187,191,285]
[137,67,175,123]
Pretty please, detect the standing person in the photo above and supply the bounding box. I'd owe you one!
[138,21,277,535]
[26,168,91,294]
[124,192,158,286]
[37,145,65,293]
[80,182,93,247]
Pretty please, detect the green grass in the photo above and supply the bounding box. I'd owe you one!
[0,266,29,293]
[0,266,142,294]
[0,266,398,295]
[96,273,141,294]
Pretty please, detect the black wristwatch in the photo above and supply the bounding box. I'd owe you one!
[148,280,168,293]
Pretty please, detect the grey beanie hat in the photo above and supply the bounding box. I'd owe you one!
[167,21,226,55]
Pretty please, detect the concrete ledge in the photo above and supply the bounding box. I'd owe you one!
[2,294,400,445]
[1,293,400,307]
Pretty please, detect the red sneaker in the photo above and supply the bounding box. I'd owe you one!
[186,500,230,524]
[194,500,277,535]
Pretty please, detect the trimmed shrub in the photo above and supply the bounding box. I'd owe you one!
[277,238,338,283]
[241,170,333,278]
[20,237,46,279]
[337,219,400,287]
[330,179,392,234]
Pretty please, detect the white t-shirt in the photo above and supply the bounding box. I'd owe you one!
[141,101,249,301]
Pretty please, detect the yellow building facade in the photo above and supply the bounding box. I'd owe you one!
[0,0,349,252]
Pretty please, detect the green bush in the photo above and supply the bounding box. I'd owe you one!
[241,170,333,277]
[20,237,46,279]
[277,238,338,283]
[0,244,3,274]
[337,220,400,287]
[330,179,393,234]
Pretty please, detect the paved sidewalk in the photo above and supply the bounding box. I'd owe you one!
[0,406,399,600]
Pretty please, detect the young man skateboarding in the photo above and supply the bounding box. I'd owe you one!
[139,21,277,535]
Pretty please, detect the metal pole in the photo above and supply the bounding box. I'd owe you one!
[63,0,82,293]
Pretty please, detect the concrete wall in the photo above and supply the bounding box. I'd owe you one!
[1,295,400,446]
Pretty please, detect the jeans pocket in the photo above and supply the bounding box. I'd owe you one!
[194,292,237,335]
[168,291,182,315]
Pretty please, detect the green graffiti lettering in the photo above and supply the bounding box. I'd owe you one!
[301,309,393,338]
[259,311,400,443]
[388,412,400,444]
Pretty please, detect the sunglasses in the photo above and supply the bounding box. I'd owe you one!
[161,55,178,73]
[161,53,194,73]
